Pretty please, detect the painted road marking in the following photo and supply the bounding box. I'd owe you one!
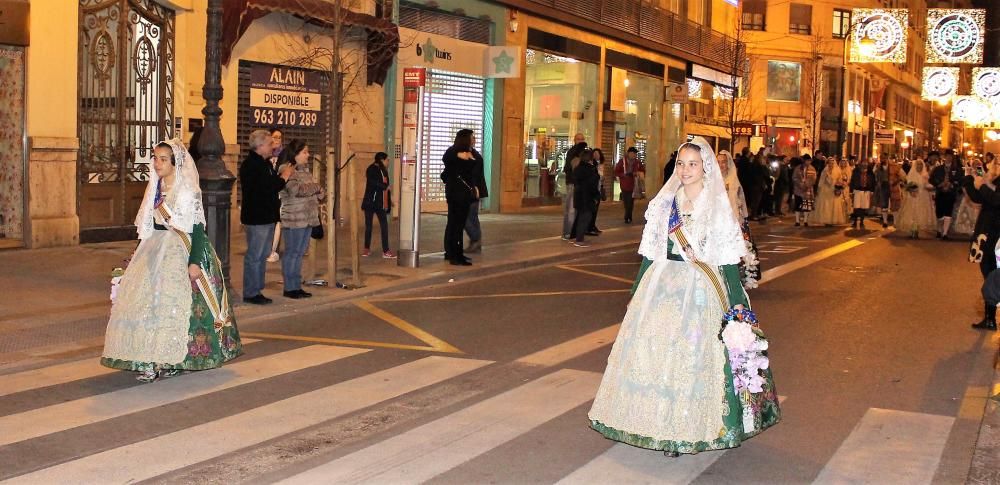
[555,265,634,285]
[0,338,261,398]
[5,356,492,485]
[374,289,631,303]
[277,369,602,485]
[0,345,367,447]
[516,324,622,367]
[243,301,463,354]
[759,240,865,285]
[814,408,954,485]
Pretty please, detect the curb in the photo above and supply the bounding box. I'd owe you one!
[968,337,1000,484]
[236,238,641,325]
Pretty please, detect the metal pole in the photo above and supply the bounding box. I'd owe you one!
[326,0,341,286]
[197,0,236,281]
[348,154,361,286]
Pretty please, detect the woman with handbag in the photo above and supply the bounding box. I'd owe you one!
[588,137,780,455]
[442,129,481,266]
[277,140,324,299]
[102,140,242,382]
[362,152,396,259]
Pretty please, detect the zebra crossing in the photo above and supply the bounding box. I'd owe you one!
[0,335,972,484]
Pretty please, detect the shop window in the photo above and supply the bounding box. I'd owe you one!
[742,0,766,31]
[789,4,812,35]
[833,9,851,39]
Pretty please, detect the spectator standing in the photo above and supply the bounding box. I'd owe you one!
[240,129,293,305]
[277,140,323,299]
[465,146,488,253]
[572,149,600,247]
[615,147,644,223]
[442,129,481,266]
[772,156,791,216]
[361,152,396,259]
[562,133,587,239]
[663,151,677,185]
[267,127,285,263]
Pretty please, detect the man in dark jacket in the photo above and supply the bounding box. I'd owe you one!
[571,149,600,247]
[771,156,791,216]
[240,129,293,304]
[663,151,677,184]
[963,161,1000,330]
[562,133,587,239]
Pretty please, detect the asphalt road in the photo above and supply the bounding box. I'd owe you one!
[0,221,995,484]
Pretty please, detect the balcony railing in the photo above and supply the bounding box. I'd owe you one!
[511,0,739,71]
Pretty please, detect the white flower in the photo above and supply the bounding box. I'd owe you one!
[722,321,756,352]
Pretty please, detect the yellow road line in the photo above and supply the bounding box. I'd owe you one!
[563,262,642,267]
[554,265,634,285]
[240,332,441,353]
[374,289,631,302]
[354,301,463,354]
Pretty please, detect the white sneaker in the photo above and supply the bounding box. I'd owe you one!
[266,252,280,263]
[573,242,590,248]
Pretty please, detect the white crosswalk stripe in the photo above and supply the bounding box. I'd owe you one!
[0,344,365,447]
[277,368,602,485]
[3,355,492,484]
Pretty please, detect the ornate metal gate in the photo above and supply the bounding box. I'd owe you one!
[78,0,174,242]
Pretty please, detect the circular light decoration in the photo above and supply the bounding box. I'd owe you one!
[926,9,985,64]
[850,9,908,63]
[972,68,1000,100]
[951,96,990,126]
[687,79,703,99]
[921,67,959,101]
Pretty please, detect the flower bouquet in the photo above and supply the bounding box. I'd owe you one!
[834,184,845,196]
[905,182,919,196]
[719,306,775,434]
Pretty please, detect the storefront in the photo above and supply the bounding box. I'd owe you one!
[395,27,493,212]
[515,25,683,207]
[0,45,25,247]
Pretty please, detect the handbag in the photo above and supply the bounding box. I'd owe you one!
[457,175,480,201]
[311,214,324,239]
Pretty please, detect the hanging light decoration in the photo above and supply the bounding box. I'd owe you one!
[926,9,985,64]
[687,79,703,99]
[713,85,734,100]
[850,9,908,63]
[972,68,1000,100]
[951,96,990,126]
[921,67,959,101]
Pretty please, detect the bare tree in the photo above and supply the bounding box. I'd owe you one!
[803,34,826,156]
[727,16,757,151]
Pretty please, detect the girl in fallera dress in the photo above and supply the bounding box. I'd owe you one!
[102,139,242,382]
[895,159,937,238]
[589,137,780,456]
[813,158,848,226]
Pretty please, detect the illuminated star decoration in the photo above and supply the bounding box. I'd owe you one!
[850,9,908,63]
[951,96,990,126]
[422,39,437,63]
[687,79,703,98]
[492,50,514,74]
[921,67,959,101]
[972,68,1000,100]
[926,9,985,64]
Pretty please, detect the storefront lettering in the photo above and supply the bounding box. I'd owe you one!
[263,91,312,108]
[269,68,306,86]
[416,39,452,63]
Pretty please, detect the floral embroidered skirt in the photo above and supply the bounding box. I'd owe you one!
[101,230,242,372]
[588,259,780,453]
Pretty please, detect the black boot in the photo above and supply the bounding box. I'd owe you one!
[972,303,998,330]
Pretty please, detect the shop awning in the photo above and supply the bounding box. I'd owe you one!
[222,0,399,85]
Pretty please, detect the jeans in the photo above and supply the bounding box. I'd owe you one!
[445,199,471,259]
[364,209,390,251]
[243,223,276,298]
[622,190,635,222]
[562,184,576,237]
[281,226,311,292]
[574,210,594,243]
[465,200,482,242]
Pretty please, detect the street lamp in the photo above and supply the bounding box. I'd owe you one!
[837,33,877,159]
[196,0,237,281]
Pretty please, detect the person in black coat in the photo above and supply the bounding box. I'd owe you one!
[663,151,677,185]
[571,149,600,247]
[442,129,481,266]
[361,152,395,258]
[464,148,488,253]
[963,162,1000,330]
[239,129,293,304]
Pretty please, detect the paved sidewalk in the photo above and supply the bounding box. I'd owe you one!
[0,203,646,372]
